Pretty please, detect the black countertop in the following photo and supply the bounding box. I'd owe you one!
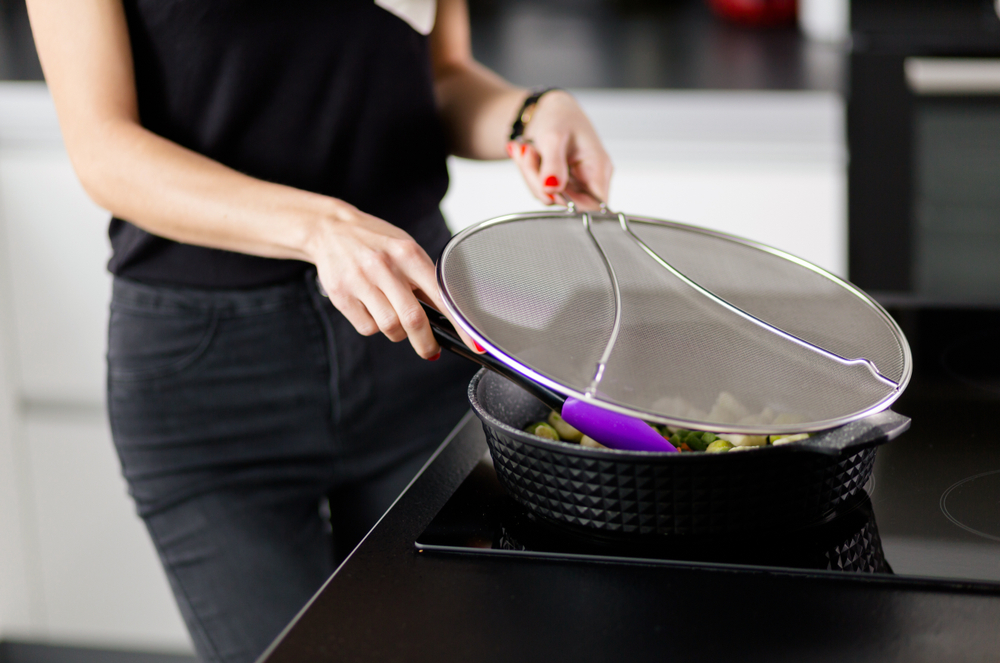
[259,306,1000,663]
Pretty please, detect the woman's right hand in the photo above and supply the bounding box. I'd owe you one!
[307,202,479,360]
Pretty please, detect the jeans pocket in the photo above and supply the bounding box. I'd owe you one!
[108,304,218,382]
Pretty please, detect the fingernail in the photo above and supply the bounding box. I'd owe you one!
[506,142,514,157]
[429,352,441,361]
[544,175,559,188]
[547,194,555,202]
[473,341,485,353]
[520,144,527,156]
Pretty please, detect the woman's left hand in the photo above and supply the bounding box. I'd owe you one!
[506,90,613,211]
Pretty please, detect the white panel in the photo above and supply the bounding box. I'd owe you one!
[0,370,36,641]
[574,89,844,160]
[24,409,192,651]
[0,217,36,640]
[0,147,112,405]
[608,161,845,275]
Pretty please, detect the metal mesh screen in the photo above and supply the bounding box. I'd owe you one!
[441,215,616,393]
[440,211,910,433]
[628,219,908,383]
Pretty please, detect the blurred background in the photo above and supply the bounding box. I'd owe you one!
[1,0,997,660]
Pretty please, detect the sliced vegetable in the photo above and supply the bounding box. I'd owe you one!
[705,439,734,453]
[580,435,606,449]
[770,433,810,445]
[525,421,560,441]
[547,410,583,442]
[718,433,768,447]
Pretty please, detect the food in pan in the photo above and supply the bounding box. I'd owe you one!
[525,413,813,452]
[525,421,560,441]
[653,392,806,428]
[526,395,813,452]
[547,410,583,442]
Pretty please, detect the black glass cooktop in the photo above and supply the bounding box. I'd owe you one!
[416,308,1000,589]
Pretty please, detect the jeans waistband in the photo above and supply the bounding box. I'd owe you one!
[111,272,316,316]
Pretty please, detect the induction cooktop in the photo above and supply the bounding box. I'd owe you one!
[416,308,1000,589]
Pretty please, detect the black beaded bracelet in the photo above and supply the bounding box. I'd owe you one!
[509,87,562,141]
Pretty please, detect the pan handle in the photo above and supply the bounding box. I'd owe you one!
[420,302,567,412]
[784,410,911,457]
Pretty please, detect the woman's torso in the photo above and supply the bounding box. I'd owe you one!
[112,0,449,288]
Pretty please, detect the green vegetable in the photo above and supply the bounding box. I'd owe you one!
[525,422,560,441]
[685,431,710,452]
[547,411,583,442]
[706,439,734,453]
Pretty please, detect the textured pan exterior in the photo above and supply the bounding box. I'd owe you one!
[471,370,881,536]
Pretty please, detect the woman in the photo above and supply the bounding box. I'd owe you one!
[26,1,613,661]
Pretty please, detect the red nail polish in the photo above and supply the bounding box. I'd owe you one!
[429,352,441,361]
[473,341,485,353]
[520,144,527,156]
[544,175,559,188]
[546,194,555,202]
[506,143,513,157]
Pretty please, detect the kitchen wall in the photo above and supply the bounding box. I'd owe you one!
[0,209,33,639]
[0,82,845,653]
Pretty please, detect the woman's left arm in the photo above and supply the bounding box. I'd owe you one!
[430,0,613,210]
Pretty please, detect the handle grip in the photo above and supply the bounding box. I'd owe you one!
[420,302,567,412]
[785,410,911,457]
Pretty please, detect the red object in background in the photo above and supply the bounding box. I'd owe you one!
[707,0,797,27]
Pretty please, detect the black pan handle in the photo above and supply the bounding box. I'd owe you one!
[421,302,567,412]
[786,410,911,457]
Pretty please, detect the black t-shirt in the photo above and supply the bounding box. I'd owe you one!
[111,0,450,288]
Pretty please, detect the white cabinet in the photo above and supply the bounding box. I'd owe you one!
[0,147,111,404]
[0,82,191,652]
[23,408,189,649]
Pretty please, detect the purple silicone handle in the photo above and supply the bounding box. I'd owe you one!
[561,397,678,453]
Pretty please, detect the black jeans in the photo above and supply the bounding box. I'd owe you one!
[107,261,475,662]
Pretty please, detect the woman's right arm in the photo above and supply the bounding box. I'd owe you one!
[26,0,471,359]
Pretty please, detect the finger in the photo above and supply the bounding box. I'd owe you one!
[324,289,382,337]
[514,142,559,206]
[533,132,571,199]
[415,289,486,357]
[354,284,411,344]
[341,250,418,346]
[376,275,442,359]
[569,143,614,204]
[410,277,484,355]
[379,237,475,357]
[560,171,604,211]
[368,239,446,358]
